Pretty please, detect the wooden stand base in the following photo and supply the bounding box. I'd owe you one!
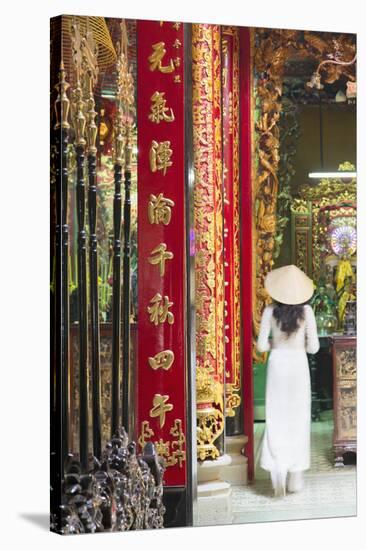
[334,443,357,468]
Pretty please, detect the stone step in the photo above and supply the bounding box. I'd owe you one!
[225,434,248,455]
[197,480,231,498]
[197,453,232,483]
[219,454,248,486]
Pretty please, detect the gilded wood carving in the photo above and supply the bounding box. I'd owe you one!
[222,26,242,418]
[293,164,357,283]
[192,24,225,460]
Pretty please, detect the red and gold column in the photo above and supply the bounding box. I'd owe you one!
[192,24,225,460]
[240,26,255,479]
[136,20,187,487]
[221,27,242,428]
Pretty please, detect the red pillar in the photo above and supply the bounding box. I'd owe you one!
[239,27,254,481]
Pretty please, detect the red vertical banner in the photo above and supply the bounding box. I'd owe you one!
[136,20,187,487]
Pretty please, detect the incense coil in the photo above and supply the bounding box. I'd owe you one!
[64,16,117,69]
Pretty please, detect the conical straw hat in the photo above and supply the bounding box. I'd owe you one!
[264,264,314,305]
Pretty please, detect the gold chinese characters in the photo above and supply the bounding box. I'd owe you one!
[149,42,175,73]
[147,293,174,325]
[149,140,173,175]
[148,243,174,276]
[148,350,175,370]
[139,23,185,474]
[138,420,154,448]
[148,193,175,225]
[138,419,186,468]
[149,394,173,427]
[149,91,175,124]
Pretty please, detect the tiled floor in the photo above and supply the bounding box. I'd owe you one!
[231,410,356,524]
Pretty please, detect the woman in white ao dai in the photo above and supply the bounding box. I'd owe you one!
[257,265,320,496]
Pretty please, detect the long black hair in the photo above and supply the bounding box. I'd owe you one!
[272,301,306,337]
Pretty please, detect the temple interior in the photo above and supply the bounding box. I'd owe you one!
[50,17,357,533]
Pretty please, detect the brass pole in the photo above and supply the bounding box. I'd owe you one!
[83,26,102,460]
[71,21,89,471]
[111,104,124,436]
[54,60,71,468]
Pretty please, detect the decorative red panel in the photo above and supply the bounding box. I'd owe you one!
[136,20,187,487]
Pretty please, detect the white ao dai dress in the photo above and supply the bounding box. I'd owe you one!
[257,304,320,494]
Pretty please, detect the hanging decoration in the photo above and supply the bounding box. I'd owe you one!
[136,19,188,486]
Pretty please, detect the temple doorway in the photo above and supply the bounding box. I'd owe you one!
[197,25,357,526]
[249,27,356,518]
